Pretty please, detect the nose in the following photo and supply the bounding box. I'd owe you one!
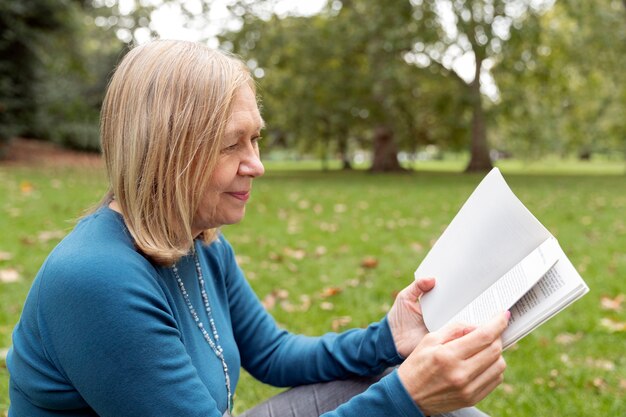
[239,148,265,178]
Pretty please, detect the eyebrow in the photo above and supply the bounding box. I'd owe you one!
[228,120,266,138]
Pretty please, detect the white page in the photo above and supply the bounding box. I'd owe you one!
[447,237,560,327]
[502,251,589,347]
[417,168,552,331]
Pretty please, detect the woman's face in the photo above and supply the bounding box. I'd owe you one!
[192,85,265,235]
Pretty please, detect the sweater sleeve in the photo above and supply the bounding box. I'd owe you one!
[35,252,224,417]
[321,370,425,417]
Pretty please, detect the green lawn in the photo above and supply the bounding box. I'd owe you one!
[1,160,625,416]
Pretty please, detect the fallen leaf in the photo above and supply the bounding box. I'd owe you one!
[591,377,607,391]
[261,293,276,310]
[320,301,334,311]
[283,247,306,260]
[585,357,615,371]
[314,246,327,257]
[619,379,626,391]
[331,316,352,331]
[555,332,583,345]
[0,268,20,283]
[37,230,65,243]
[411,242,423,253]
[261,289,289,310]
[600,294,624,312]
[500,383,514,394]
[320,287,342,298]
[360,257,378,269]
[334,203,347,213]
[280,300,296,313]
[600,317,626,332]
[20,181,34,194]
[0,251,12,261]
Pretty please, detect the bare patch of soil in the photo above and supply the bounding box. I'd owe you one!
[0,138,103,168]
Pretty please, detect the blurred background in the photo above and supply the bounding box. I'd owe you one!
[1,2,626,415]
[0,0,624,172]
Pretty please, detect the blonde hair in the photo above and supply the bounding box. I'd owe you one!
[99,39,253,265]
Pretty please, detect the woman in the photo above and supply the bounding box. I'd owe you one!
[7,40,508,417]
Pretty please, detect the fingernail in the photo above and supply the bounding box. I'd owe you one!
[505,311,511,320]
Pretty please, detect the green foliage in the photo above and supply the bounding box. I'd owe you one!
[222,0,470,168]
[1,161,625,415]
[492,0,626,159]
[0,0,77,149]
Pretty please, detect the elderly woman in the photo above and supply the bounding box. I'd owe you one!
[7,40,508,417]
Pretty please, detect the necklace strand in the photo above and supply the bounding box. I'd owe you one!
[172,252,232,413]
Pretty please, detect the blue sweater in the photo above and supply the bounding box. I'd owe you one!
[8,207,424,417]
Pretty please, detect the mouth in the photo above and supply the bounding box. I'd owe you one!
[227,191,250,202]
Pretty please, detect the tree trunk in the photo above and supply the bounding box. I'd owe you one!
[338,135,352,170]
[464,56,493,173]
[370,125,405,172]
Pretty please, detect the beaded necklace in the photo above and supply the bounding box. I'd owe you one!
[172,251,233,413]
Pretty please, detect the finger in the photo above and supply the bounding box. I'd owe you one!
[415,277,436,294]
[463,355,506,403]
[400,278,434,302]
[429,321,476,345]
[446,311,509,358]
[464,338,505,383]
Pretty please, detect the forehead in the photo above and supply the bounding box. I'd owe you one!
[226,86,264,133]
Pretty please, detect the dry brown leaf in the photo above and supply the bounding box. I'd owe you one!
[334,203,347,213]
[500,383,515,394]
[555,332,583,345]
[261,289,289,310]
[600,317,626,332]
[360,257,379,269]
[320,301,334,311]
[591,377,608,391]
[0,268,20,283]
[314,246,327,257]
[585,357,616,371]
[331,316,352,331]
[0,347,8,363]
[20,181,34,194]
[320,287,342,298]
[600,294,624,312]
[37,230,65,243]
[411,242,423,253]
[283,247,306,260]
[261,293,276,310]
[280,300,296,313]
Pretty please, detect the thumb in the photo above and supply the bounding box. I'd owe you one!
[403,277,435,302]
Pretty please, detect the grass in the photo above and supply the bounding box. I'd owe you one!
[0,159,625,415]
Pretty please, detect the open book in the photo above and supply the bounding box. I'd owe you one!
[415,168,589,349]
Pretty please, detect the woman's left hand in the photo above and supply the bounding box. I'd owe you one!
[387,277,436,358]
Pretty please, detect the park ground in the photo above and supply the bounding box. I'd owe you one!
[0,138,625,416]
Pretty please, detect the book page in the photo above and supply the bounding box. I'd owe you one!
[417,168,552,331]
[448,237,560,327]
[502,252,589,347]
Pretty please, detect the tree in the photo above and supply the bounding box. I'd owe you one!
[0,0,80,155]
[409,0,555,171]
[493,0,626,161]
[223,0,468,171]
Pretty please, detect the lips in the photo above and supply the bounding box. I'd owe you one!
[227,191,250,202]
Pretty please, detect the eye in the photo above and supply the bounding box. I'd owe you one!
[222,142,239,153]
[251,135,262,144]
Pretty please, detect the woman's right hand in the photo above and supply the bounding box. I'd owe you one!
[397,312,509,416]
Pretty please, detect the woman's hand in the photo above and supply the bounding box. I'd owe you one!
[397,312,509,416]
[387,278,436,358]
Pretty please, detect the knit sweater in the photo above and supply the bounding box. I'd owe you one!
[8,207,424,417]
